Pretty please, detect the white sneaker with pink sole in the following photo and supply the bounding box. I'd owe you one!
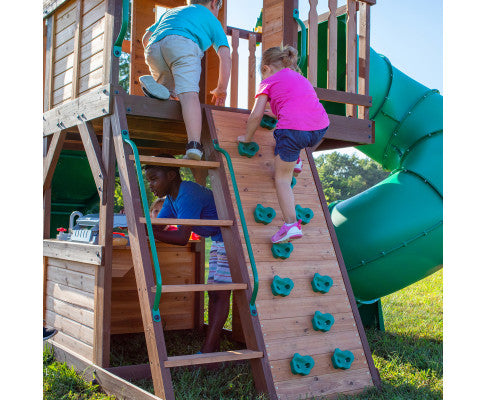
[271,220,303,243]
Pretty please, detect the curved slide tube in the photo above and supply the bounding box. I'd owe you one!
[328,48,443,301]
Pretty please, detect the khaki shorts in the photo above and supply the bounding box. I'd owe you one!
[144,35,204,96]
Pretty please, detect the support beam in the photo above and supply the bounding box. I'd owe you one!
[93,117,116,367]
[77,121,107,204]
[43,130,67,194]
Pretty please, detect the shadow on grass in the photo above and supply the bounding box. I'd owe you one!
[365,328,443,377]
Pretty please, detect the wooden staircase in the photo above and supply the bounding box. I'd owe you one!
[108,95,276,399]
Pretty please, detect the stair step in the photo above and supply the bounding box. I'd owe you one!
[165,350,263,368]
[141,217,233,227]
[151,283,248,293]
[130,155,220,169]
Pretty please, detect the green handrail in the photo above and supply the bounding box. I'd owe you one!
[213,140,259,316]
[293,9,307,70]
[113,0,130,57]
[121,129,162,323]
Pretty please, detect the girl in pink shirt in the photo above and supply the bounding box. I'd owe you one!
[238,46,329,243]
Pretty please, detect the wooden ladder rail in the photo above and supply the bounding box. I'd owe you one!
[201,106,278,399]
[110,94,174,399]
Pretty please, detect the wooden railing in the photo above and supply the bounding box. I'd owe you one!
[303,0,374,119]
[226,27,262,110]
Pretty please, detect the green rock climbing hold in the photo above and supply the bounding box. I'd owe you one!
[271,275,294,297]
[291,176,297,188]
[290,353,315,376]
[271,242,294,259]
[238,141,259,158]
[331,348,354,370]
[311,273,333,293]
[295,204,314,225]
[260,114,278,130]
[254,204,276,225]
[312,311,335,332]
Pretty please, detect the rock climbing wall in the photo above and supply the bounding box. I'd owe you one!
[209,109,379,399]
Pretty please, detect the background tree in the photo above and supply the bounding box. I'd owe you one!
[314,152,390,203]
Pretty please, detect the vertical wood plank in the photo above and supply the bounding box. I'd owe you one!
[346,0,358,117]
[45,16,56,110]
[308,0,319,86]
[104,0,120,86]
[204,1,227,104]
[71,0,83,99]
[247,33,257,109]
[358,1,371,119]
[327,0,338,90]
[110,95,174,399]
[93,117,115,367]
[230,30,239,108]
[283,0,299,48]
[192,239,206,330]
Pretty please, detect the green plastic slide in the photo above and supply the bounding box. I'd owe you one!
[311,18,443,301]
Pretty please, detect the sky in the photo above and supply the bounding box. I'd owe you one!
[227,0,443,93]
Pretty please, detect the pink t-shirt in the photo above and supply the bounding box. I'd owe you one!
[256,68,329,131]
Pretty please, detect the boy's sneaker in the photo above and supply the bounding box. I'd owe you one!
[43,327,58,341]
[185,141,203,161]
[294,156,303,174]
[139,75,170,100]
[271,220,302,243]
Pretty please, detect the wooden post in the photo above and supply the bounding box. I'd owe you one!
[44,15,55,111]
[308,0,319,86]
[43,130,67,194]
[129,0,157,95]
[346,0,358,117]
[230,29,239,108]
[358,1,371,119]
[104,0,121,86]
[248,33,257,109]
[262,0,298,51]
[93,117,116,367]
[327,0,338,90]
[71,0,83,99]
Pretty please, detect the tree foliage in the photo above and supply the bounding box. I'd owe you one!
[314,151,390,203]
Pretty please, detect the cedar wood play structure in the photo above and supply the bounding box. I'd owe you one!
[43,0,383,398]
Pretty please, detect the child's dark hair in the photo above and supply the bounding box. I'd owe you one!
[143,154,181,177]
[189,0,223,8]
[261,45,300,73]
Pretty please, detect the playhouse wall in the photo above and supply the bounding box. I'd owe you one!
[45,0,109,110]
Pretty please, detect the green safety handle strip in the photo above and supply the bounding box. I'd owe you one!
[113,0,130,57]
[121,130,162,323]
[293,9,307,70]
[213,140,259,316]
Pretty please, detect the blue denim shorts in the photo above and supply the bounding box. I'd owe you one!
[273,127,328,162]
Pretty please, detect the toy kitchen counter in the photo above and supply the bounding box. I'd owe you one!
[43,230,205,356]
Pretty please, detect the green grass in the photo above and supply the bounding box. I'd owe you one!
[43,268,442,400]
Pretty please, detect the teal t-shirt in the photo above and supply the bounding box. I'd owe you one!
[147,5,229,52]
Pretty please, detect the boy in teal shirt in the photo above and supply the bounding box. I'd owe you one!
[142,0,231,160]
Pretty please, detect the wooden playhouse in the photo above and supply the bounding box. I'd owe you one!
[43,0,381,398]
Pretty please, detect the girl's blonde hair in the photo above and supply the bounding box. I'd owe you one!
[261,45,300,73]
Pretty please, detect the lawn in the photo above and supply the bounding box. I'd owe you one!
[43,265,443,400]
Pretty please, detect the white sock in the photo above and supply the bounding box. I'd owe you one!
[284,222,296,227]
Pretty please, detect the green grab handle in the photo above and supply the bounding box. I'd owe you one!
[213,140,259,316]
[121,129,162,322]
[293,9,307,70]
[113,0,130,57]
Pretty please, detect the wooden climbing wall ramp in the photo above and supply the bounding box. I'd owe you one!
[206,108,381,399]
